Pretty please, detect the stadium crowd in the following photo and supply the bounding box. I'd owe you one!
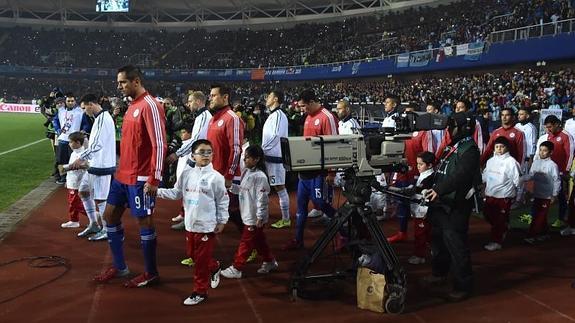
[0,0,573,69]
[10,67,574,125]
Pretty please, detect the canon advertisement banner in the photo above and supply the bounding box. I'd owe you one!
[0,103,41,114]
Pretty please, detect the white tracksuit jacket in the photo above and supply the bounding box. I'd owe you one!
[523,157,560,199]
[482,152,521,198]
[230,168,270,226]
[157,163,229,233]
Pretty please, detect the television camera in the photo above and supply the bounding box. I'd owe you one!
[280,111,448,314]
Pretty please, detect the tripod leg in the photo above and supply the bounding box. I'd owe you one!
[290,205,353,298]
[362,207,407,314]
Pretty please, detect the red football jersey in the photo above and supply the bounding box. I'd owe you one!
[303,107,338,136]
[207,106,244,180]
[481,126,526,166]
[115,92,167,186]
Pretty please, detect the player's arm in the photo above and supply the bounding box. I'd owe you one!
[565,133,574,173]
[142,100,167,189]
[225,115,244,182]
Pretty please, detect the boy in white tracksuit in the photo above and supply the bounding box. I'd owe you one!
[522,140,560,242]
[61,132,87,228]
[157,139,229,306]
[482,136,521,251]
[221,145,278,279]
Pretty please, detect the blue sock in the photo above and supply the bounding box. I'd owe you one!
[140,228,158,275]
[107,224,127,271]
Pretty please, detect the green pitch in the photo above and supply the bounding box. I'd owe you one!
[0,113,53,211]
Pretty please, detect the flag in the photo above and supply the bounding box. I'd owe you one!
[435,48,445,63]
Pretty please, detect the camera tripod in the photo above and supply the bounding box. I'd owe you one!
[290,168,409,314]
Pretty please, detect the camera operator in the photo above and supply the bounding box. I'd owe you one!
[422,111,481,302]
[39,89,64,180]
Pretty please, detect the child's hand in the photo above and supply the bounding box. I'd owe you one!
[256,219,263,228]
[214,223,225,234]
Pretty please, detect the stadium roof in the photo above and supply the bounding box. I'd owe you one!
[0,0,451,29]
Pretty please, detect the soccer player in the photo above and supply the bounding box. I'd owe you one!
[480,107,526,167]
[166,91,212,165]
[336,99,360,135]
[72,94,117,242]
[206,84,244,231]
[283,89,338,250]
[93,65,167,287]
[261,90,291,229]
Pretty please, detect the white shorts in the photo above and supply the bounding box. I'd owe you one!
[79,173,112,201]
[265,162,286,186]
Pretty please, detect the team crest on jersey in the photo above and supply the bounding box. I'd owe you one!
[314,119,320,126]
[218,120,224,127]
[510,132,515,138]
[201,235,209,241]
[412,131,418,137]
[557,137,562,142]
[133,108,140,118]
[200,179,208,186]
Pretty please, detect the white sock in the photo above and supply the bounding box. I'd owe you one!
[80,196,98,224]
[277,188,290,221]
[97,201,107,229]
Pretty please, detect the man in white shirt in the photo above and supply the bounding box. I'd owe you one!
[515,106,538,208]
[382,95,400,129]
[167,91,212,164]
[262,90,291,229]
[72,94,117,241]
[336,99,360,135]
[166,91,212,230]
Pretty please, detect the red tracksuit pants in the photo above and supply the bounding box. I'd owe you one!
[528,198,551,236]
[186,232,220,295]
[483,196,513,244]
[413,218,431,258]
[67,189,86,222]
[232,226,274,271]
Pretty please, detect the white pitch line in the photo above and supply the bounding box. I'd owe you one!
[514,290,575,322]
[0,138,48,156]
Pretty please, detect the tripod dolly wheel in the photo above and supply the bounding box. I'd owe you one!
[384,295,405,314]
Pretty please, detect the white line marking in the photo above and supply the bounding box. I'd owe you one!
[0,138,48,156]
[514,290,575,322]
[238,279,264,323]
